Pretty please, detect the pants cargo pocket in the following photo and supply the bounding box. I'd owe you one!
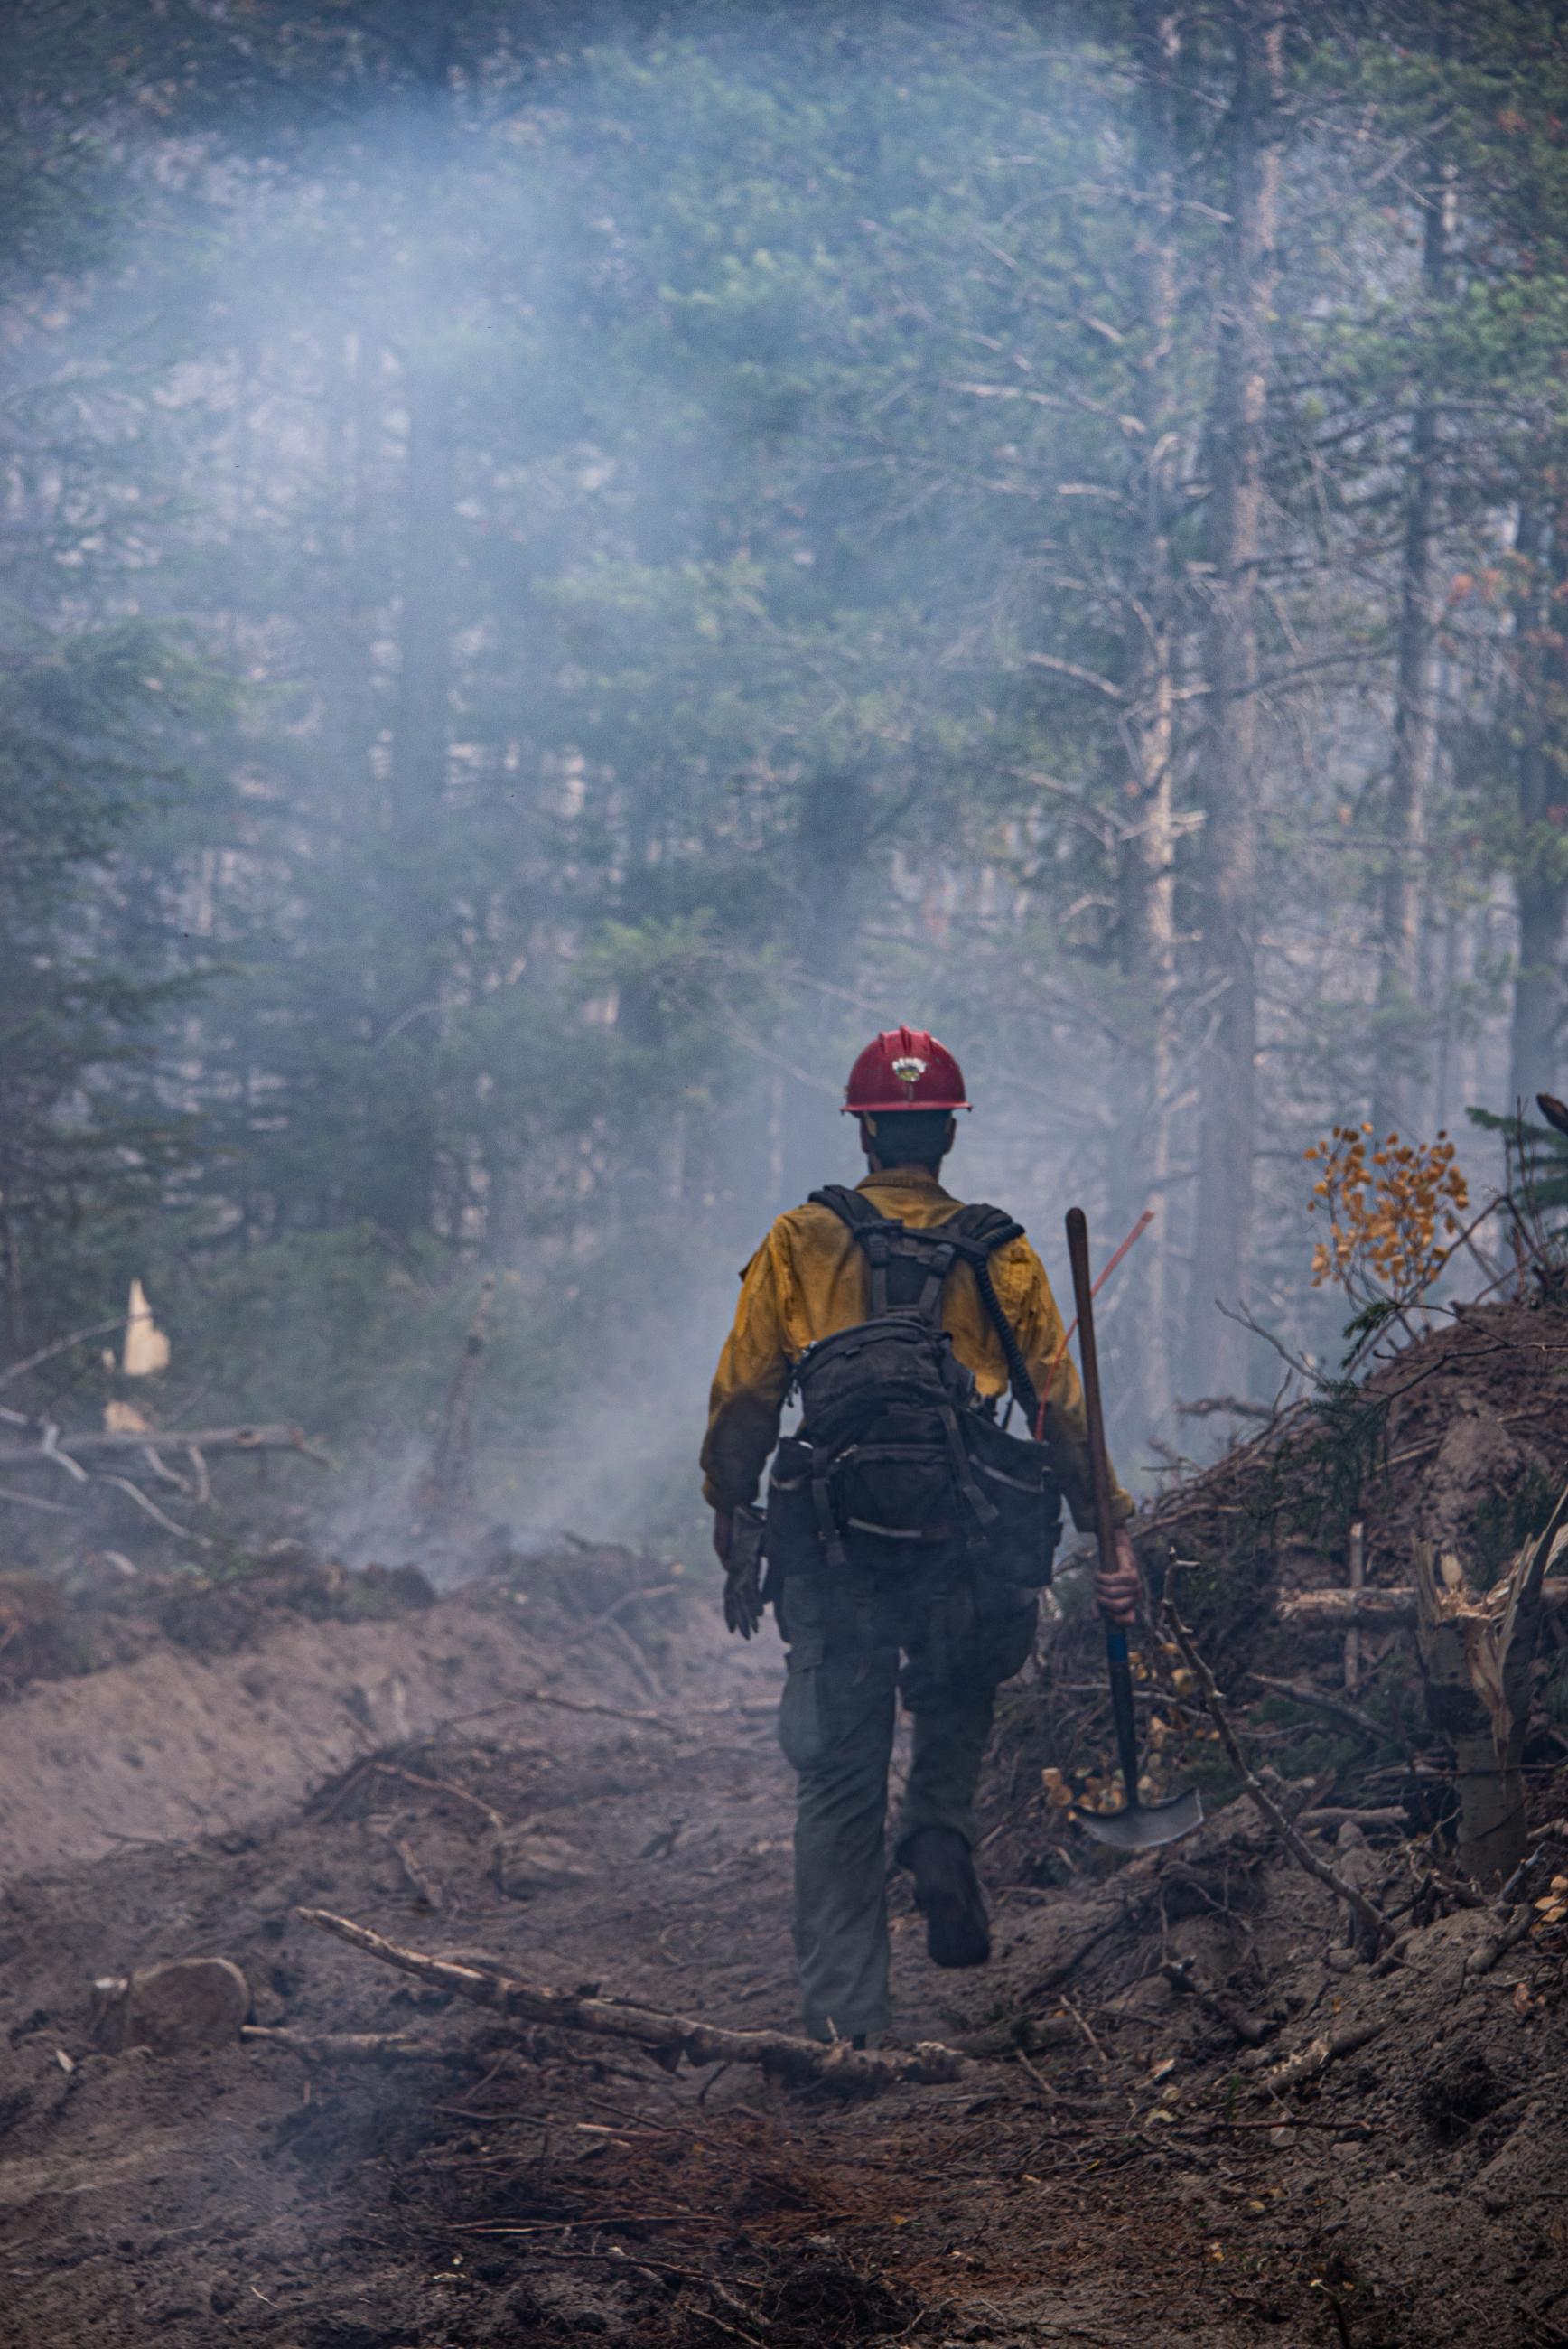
[778,1626,828,1773]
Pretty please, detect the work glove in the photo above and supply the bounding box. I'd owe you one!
[718,1503,766,1640]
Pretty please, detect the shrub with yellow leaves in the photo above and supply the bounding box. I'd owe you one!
[1535,1874,1568,1929]
[1304,1124,1469,1302]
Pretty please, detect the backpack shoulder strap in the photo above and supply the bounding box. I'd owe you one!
[941,1202,1025,1259]
[940,1203,1039,1426]
[807,1184,956,1323]
[807,1184,882,1233]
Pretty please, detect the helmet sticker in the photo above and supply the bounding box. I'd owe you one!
[842,1028,969,1112]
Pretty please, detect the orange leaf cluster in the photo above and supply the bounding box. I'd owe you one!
[1303,1124,1470,1299]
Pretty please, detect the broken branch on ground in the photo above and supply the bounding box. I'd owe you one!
[298,1906,965,2091]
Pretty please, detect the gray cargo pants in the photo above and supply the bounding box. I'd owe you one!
[775,1564,1037,2044]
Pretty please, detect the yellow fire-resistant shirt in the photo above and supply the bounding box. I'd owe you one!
[701,1165,1134,1535]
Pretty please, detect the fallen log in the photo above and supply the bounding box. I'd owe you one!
[298,1907,965,2091]
[1279,1584,1568,1629]
[0,1423,326,1473]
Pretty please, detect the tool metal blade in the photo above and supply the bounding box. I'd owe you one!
[1074,1784,1204,1850]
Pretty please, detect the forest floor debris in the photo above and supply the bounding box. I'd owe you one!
[3,1310,1568,2340]
[0,1535,1563,2344]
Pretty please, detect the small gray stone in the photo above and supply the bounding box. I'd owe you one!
[493,1827,592,1900]
[95,1957,250,2055]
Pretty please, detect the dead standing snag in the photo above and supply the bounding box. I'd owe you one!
[297,1908,966,2092]
[1410,1479,1568,1886]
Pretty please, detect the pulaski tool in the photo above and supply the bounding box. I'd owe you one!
[1064,1205,1202,1853]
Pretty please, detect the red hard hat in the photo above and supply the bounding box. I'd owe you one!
[842,1026,971,1114]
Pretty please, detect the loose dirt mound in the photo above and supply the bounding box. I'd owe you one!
[0,1542,718,1876]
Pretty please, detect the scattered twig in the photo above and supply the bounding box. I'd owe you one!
[1160,1958,1273,2047]
[389,1836,443,1912]
[138,1444,190,1493]
[1249,1673,1389,1743]
[1027,1909,1133,2002]
[1015,2046,1058,2104]
[366,1762,507,1835]
[1345,1519,1366,1692]
[0,1483,80,1518]
[92,1471,213,1549]
[1261,2016,1385,2093]
[1167,2114,1370,2137]
[1311,2276,1357,2349]
[1175,1394,1274,1422]
[298,1906,965,2091]
[569,1582,686,1642]
[1464,1907,1536,1980]
[1165,1596,1394,1953]
[1498,1844,1551,1912]
[241,2026,471,2065]
[0,1318,126,1390]
[1057,1994,1111,2070]
[469,1689,687,1736]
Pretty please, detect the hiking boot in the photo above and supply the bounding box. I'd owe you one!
[906,1827,991,1969]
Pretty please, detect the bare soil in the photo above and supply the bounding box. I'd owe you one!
[1,1530,1565,2349]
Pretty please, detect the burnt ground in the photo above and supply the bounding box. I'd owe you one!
[0,1518,1565,2349]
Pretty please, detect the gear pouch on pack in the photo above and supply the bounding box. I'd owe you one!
[831,1424,962,1552]
[764,1435,824,1576]
[766,1424,963,1578]
[964,1413,1061,1586]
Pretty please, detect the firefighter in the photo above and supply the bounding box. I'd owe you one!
[702,1027,1140,2046]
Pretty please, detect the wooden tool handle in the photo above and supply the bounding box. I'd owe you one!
[1064,1206,1119,1583]
[1067,1207,1141,1808]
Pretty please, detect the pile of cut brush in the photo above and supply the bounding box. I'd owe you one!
[986,1296,1568,1941]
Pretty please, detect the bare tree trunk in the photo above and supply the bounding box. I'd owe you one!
[375,340,457,1235]
[1115,0,1184,1436]
[0,1201,22,1355]
[1185,0,1283,1398]
[413,1274,496,1535]
[1508,491,1568,1109]
[778,768,872,1207]
[1372,152,1454,1142]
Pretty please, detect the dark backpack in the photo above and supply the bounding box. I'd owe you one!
[763,1186,1062,1587]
